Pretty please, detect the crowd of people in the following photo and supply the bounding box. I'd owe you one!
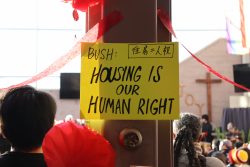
[173,112,250,167]
[1,85,250,167]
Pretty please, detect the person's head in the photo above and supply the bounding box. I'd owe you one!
[201,114,209,123]
[211,138,220,151]
[235,141,244,149]
[173,113,202,141]
[65,114,74,122]
[227,122,234,131]
[173,113,205,167]
[0,85,56,152]
[219,139,233,151]
[211,151,227,164]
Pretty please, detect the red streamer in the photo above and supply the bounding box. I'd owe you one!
[157,8,250,92]
[0,10,123,90]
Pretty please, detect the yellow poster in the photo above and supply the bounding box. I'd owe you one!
[80,42,179,120]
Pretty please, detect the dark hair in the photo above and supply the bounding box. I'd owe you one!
[201,114,209,122]
[211,138,220,151]
[234,141,243,149]
[0,86,56,151]
[174,113,206,167]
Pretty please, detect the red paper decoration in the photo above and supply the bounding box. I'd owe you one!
[42,122,116,167]
[64,0,101,12]
[73,9,79,21]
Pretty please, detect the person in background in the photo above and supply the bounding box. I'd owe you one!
[234,141,244,149]
[173,112,226,167]
[219,139,233,160]
[226,122,242,144]
[201,114,213,143]
[211,151,227,165]
[201,142,213,157]
[207,138,221,157]
[64,114,74,122]
[0,86,56,167]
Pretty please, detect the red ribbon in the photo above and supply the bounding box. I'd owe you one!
[157,8,250,92]
[0,10,123,90]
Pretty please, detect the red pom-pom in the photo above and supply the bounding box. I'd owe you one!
[72,0,99,12]
[42,122,116,167]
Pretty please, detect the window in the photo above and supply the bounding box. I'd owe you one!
[0,0,85,89]
[172,0,226,62]
[0,0,227,89]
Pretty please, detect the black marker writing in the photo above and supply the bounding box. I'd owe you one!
[88,96,131,114]
[148,66,163,82]
[88,47,114,61]
[137,98,174,115]
[90,64,142,84]
[116,84,140,95]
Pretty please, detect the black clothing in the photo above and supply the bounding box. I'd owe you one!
[0,136,11,154]
[0,152,47,167]
[202,122,213,143]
